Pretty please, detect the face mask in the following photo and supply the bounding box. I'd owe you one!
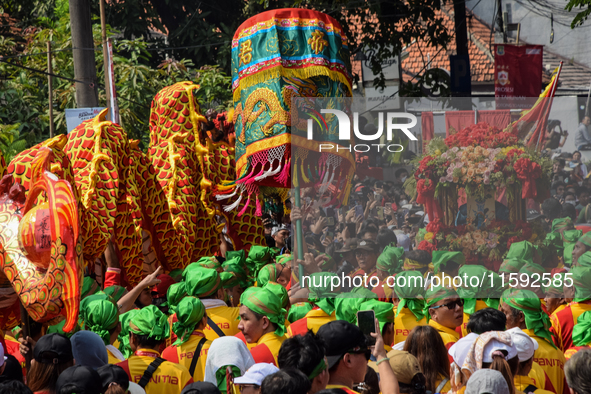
[400,200,408,206]
[401,176,407,182]
[566,200,576,206]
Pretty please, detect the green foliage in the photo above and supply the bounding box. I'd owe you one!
[565,0,591,28]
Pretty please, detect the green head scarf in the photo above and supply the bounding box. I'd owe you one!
[166,282,188,313]
[223,260,249,289]
[82,277,100,299]
[424,285,459,322]
[456,265,499,314]
[263,282,289,309]
[499,258,526,274]
[172,297,206,346]
[85,299,119,345]
[544,272,565,295]
[563,229,583,266]
[432,251,465,274]
[506,241,534,263]
[576,251,591,268]
[573,310,591,347]
[393,271,425,321]
[287,302,313,323]
[552,217,574,232]
[80,293,110,321]
[519,262,546,276]
[196,256,222,271]
[545,231,564,255]
[103,285,127,303]
[47,319,80,338]
[246,246,273,277]
[376,246,405,274]
[359,299,394,333]
[226,250,246,266]
[276,254,293,266]
[240,287,286,337]
[578,232,591,249]
[128,304,170,342]
[307,272,337,316]
[257,264,280,287]
[335,293,368,324]
[570,266,591,302]
[169,268,184,283]
[501,289,554,346]
[185,267,228,298]
[118,309,140,358]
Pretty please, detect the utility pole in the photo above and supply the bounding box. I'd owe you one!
[99,0,111,115]
[451,0,472,101]
[496,0,506,43]
[69,0,98,107]
[47,41,54,138]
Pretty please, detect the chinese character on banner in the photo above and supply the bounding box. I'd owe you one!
[494,44,543,109]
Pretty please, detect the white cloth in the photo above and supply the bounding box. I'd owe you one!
[204,336,255,385]
[127,382,146,394]
[202,299,228,309]
[106,344,125,362]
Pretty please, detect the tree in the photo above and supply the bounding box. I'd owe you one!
[565,0,591,28]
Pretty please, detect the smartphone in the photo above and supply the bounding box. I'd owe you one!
[355,204,364,218]
[377,206,384,221]
[357,310,376,346]
[327,217,335,226]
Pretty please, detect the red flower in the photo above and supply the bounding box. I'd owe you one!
[514,158,542,199]
[507,236,524,249]
[418,240,437,253]
[426,218,446,234]
[416,179,436,205]
[445,122,518,149]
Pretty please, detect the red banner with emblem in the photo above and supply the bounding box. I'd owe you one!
[494,44,543,109]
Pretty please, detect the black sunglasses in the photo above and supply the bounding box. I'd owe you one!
[430,299,464,310]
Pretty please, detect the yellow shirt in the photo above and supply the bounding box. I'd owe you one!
[529,361,547,390]
[460,300,489,337]
[107,346,125,365]
[326,384,361,394]
[204,305,241,341]
[286,308,335,337]
[523,329,565,394]
[394,307,427,344]
[550,300,591,351]
[434,375,451,393]
[117,348,193,394]
[250,332,286,366]
[429,320,460,350]
[514,374,554,394]
[161,330,212,382]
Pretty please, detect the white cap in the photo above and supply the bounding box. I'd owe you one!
[449,333,479,367]
[507,327,539,361]
[482,339,518,363]
[397,234,411,251]
[272,225,290,237]
[234,363,279,386]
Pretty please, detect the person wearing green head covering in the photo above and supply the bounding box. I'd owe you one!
[499,258,526,274]
[161,297,212,381]
[507,240,535,262]
[550,267,591,352]
[245,246,273,279]
[576,250,591,268]
[431,251,465,277]
[238,286,287,366]
[287,272,337,336]
[334,292,369,325]
[359,299,395,351]
[551,217,574,234]
[222,260,249,307]
[166,282,187,313]
[257,263,279,287]
[455,265,500,337]
[84,299,125,364]
[103,285,128,303]
[500,289,565,394]
[515,262,547,298]
[424,285,463,348]
[287,302,313,323]
[82,276,101,299]
[392,270,427,345]
[374,246,405,301]
[46,319,81,338]
[117,309,139,359]
[572,231,591,266]
[276,253,293,266]
[196,256,223,272]
[543,272,567,316]
[226,249,246,265]
[566,310,591,361]
[169,268,184,283]
[118,305,193,394]
[179,267,240,342]
[562,229,583,266]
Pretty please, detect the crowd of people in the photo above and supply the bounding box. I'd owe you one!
[2,160,591,394]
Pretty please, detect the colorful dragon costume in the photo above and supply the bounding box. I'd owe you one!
[0,80,264,332]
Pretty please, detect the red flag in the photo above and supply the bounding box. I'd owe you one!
[504,62,563,151]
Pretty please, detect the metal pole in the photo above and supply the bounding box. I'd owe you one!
[99,0,111,114]
[294,187,304,284]
[69,0,98,107]
[585,78,591,118]
[47,41,54,138]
